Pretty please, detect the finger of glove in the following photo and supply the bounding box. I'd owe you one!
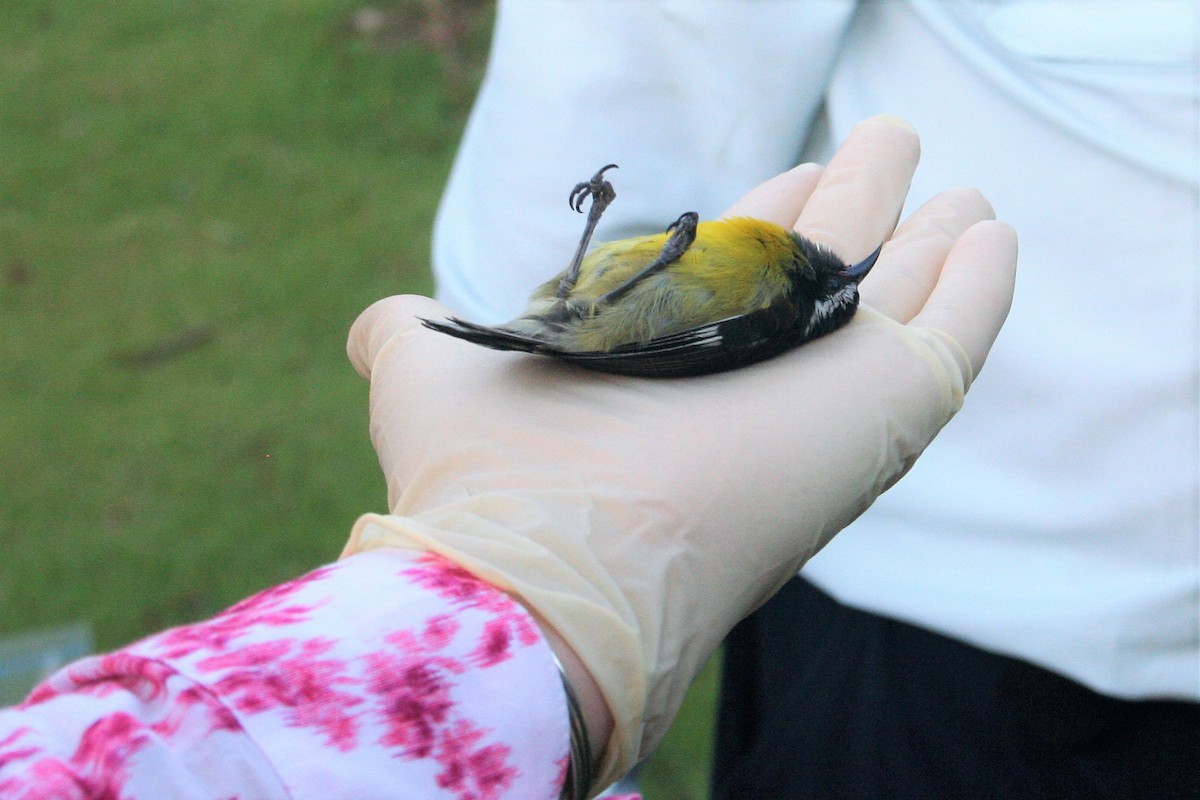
[719,162,824,227]
[795,115,920,264]
[347,294,455,379]
[859,187,996,322]
[908,219,1018,377]
[348,294,489,508]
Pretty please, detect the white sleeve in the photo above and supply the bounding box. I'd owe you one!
[433,0,858,321]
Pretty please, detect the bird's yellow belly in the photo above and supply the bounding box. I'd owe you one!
[557,220,799,350]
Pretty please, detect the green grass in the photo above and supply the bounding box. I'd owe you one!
[0,2,714,796]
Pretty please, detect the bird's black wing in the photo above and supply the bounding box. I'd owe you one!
[553,306,801,377]
[421,296,803,378]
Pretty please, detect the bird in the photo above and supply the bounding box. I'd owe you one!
[422,164,880,378]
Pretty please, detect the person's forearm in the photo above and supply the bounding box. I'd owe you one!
[0,550,575,799]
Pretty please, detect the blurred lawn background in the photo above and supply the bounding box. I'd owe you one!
[0,1,715,796]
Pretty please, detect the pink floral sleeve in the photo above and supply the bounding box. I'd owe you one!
[0,549,577,799]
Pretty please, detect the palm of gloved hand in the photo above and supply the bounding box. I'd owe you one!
[344,116,1016,788]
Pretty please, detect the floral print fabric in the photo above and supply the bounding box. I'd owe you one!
[0,549,571,799]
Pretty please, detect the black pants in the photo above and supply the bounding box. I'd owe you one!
[713,576,1199,800]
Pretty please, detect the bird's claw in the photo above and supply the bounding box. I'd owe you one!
[666,211,699,235]
[569,163,619,213]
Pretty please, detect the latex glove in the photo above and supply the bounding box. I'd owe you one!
[341,116,1017,793]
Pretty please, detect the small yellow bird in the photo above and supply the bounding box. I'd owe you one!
[423,164,879,377]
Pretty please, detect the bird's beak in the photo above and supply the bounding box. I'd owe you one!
[841,244,882,282]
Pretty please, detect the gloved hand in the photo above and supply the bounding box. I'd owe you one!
[341,116,1017,793]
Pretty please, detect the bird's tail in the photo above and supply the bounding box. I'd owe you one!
[419,317,552,354]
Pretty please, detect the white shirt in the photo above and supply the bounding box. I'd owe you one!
[432,0,1200,700]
